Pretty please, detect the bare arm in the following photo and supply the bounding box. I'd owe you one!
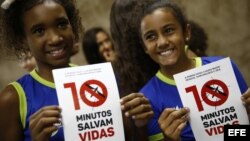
[0,85,23,141]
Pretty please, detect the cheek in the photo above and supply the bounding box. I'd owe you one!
[143,41,155,54]
[107,42,112,48]
[26,37,36,47]
[170,35,185,49]
[144,46,150,54]
[64,29,74,42]
[99,46,104,53]
[27,40,41,52]
[141,39,149,52]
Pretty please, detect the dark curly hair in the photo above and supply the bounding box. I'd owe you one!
[188,20,208,57]
[110,0,159,96]
[0,0,83,59]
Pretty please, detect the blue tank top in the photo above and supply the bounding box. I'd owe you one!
[11,70,64,141]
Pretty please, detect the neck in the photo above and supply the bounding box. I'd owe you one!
[36,64,70,82]
[160,57,196,79]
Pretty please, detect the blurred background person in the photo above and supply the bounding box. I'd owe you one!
[18,52,37,72]
[82,27,116,64]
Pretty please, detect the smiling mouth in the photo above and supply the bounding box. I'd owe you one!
[47,47,66,57]
[159,48,174,56]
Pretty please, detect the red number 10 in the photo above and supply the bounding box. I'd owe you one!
[185,85,204,111]
[64,82,80,110]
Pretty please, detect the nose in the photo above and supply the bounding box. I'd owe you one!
[157,35,169,48]
[103,41,112,50]
[47,30,63,45]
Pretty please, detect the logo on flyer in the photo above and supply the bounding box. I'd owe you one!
[80,79,108,107]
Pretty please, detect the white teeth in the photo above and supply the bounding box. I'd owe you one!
[50,48,64,56]
[160,49,173,56]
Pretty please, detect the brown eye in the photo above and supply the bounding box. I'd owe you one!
[145,33,157,41]
[32,27,45,36]
[57,19,69,29]
[164,27,174,34]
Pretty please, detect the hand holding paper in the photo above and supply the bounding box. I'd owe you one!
[158,107,189,141]
[29,106,62,141]
[241,88,250,120]
[120,93,154,128]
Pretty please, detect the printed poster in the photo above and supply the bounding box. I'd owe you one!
[52,62,125,141]
[173,57,249,141]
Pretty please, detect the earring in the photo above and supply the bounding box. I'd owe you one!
[186,37,189,41]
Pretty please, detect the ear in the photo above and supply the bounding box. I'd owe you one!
[185,24,191,43]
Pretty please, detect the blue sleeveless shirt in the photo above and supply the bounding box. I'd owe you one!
[11,70,64,141]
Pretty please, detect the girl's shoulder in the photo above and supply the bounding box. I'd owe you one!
[201,56,224,61]
[200,56,227,65]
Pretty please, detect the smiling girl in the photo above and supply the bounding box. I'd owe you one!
[0,0,82,140]
[114,0,250,141]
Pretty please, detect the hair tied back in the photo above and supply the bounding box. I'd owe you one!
[1,0,15,10]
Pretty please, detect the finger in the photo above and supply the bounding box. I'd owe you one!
[245,106,250,116]
[241,88,250,104]
[30,116,61,135]
[158,108,177,134]
[30,106,61,120]
[132,110,154,120]
[29,106,61,133]
[32,124,58,141]
[127,102,152,118]
[159,108,189,131]
[120,93,144,105]
[241,90,250,113]
[167,108,189,125]
[243,97,250,106]
[167,113,189,134]
[121,93,146,111]
[29,107,61,128]
[132,110,154,128]
[171,121,187,139]
[158,108,176,123]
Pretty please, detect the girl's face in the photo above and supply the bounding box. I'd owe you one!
[140,8,189,68]
[96,31,116,62]
[22,1,74,69]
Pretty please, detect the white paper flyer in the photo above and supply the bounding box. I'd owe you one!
[173,57,249,141]
[52,62,125,141]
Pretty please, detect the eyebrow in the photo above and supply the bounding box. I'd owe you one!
[30,24,43,33]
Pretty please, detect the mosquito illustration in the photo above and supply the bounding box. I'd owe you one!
[201,84,228,110]
[85,83,105,98]
[205,85,227,97]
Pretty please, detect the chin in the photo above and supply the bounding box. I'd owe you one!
[160,58,178,66]
[54,59,70,68]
